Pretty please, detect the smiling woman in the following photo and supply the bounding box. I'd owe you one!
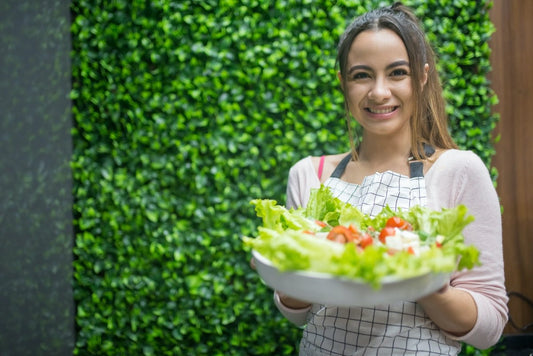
[265,2,509,355]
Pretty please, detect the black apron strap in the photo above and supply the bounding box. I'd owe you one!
[409,143,435,178]
[409,161,424,178]
[423,143,436,157]
[330,153,352,178]
[330,144,435,179]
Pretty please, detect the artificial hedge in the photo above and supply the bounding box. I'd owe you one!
[71,0,498,355]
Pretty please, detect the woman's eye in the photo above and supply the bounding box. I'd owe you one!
[351,72,370,80]
[390,68,409,77]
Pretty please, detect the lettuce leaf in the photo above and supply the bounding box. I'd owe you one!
[251,199,316,232]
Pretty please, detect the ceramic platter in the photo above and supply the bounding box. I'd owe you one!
[252,250,450,307]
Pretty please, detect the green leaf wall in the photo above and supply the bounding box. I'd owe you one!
[71,0,497,354]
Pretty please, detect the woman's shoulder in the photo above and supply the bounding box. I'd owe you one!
[291,153,349,178]
[311,153,351,182]
[287,156,316,183]
[305,153,348,164]
[289,155,314,172]
[429,149,490,178]
[434,149,485,167]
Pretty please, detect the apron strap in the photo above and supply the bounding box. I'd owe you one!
[409,144,436,178]
[330,144,435,179]
[409,161,424,178]
[330,153,352,178]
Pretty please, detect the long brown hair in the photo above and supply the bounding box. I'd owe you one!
[336,2,457,160]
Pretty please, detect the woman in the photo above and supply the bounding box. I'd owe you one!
[274,3,508,355]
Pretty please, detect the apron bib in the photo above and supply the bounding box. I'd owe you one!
[299,152,460,356]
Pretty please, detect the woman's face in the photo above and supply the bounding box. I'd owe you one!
[341,29,416,140]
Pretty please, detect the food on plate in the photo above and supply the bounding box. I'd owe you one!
[243,185,480,288]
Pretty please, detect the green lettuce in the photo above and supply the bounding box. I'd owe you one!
[243,185,480,288]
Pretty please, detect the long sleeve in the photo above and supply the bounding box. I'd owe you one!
[273,156,320,326]
[285,156,321,209]
[426,150,508,349]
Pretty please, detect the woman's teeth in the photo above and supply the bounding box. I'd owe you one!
[368,107,396,114]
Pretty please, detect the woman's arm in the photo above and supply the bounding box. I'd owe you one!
[270,157,320,326]
[417,285,477,335]
[424,150,508,349]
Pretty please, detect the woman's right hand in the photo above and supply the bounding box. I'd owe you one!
[251,257,311,309]
[276,291,312,309]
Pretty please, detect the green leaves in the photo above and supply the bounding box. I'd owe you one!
[411,0,498,167]
[71,0,498,354]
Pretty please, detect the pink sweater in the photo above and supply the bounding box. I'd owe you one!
[277,149,508,350]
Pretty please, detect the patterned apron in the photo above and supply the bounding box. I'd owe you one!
[299,153,460,356]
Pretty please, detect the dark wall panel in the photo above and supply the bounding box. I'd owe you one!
[0,1,74,354]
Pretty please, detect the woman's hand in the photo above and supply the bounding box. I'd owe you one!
[250,257,311,309]
[276,291,312,309]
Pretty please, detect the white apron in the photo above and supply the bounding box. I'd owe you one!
[299,153,460,356]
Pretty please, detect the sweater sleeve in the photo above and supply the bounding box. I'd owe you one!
[285,156,321,209]
[272,157,321,326]
[426,150,508,349]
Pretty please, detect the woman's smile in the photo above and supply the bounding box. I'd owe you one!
[364,106,399,120]
[365,105,399,115]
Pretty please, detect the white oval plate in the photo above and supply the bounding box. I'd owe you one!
[253,250,450,307]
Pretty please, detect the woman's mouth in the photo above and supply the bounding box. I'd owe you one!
[366,106,398,114]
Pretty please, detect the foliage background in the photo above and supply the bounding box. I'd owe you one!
[71,0,498,355]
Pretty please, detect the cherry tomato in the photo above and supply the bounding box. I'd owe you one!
[379,226,396,244]
[385,217,413,231]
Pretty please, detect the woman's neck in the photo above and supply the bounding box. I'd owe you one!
[357,137,412,164]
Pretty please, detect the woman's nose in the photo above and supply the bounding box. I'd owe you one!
[368,77,391,102]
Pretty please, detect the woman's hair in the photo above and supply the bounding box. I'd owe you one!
[337,2,457,159]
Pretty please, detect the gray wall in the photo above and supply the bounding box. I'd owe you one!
[0,1,74,354]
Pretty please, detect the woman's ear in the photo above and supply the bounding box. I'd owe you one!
[422,63,429,88]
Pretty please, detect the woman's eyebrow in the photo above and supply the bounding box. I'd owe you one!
[387,60,409,69]
[347,64,371,74]
[347,60,410,74]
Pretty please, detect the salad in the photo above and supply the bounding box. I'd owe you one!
[243,185,480,288]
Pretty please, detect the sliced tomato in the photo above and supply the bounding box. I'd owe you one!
[359,234,374,248]
[348,224,359,235]
[385,216,413,231]
[379,226,396,244]
[315,220,327,228]
[407,246,415,255]
[326,225,357,244]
